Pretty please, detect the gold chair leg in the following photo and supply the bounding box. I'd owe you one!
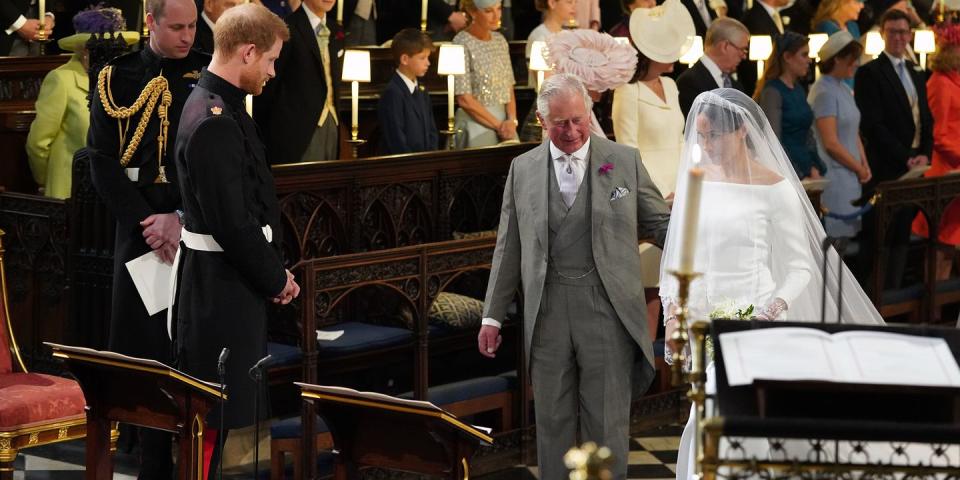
[0,444,18,480]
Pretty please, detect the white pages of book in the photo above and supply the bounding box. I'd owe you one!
[720,327,960,388]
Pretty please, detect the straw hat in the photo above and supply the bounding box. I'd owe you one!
[58,6,139,53]
[628,0,696,63]
[817,31,856,62]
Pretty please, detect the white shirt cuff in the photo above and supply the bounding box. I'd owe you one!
[481,317,502,329]
[6,15,26,36]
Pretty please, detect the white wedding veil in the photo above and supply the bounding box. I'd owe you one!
[659,89,884,325]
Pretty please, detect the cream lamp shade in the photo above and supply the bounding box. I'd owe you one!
[914,29,936,54]
[437,43,466,75]
[864,31,885,57]
[749,35,773,61]
[808,33,829,58]
[679,35,704,66]
[529,40,551,72]
[341,50,371,82]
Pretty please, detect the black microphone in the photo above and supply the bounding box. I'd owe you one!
[217,347,230,376]
[248,354,273,381]
[249,353,272,480]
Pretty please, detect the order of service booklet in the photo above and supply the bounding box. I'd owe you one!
[719,327,960,388]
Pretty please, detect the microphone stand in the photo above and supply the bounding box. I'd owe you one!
[248,354,272,480]
[217,348,230,480]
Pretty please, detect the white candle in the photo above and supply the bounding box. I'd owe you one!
[421,0,428,28]
[447,75,455,125]
[245,95,253,117]
[351,80,359,133]
[337,0,344,24]
[679,167,704,273]
[38,0,45,34]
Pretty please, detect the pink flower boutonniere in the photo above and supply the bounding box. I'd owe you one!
[599,163,614,176]
[335,31,346,41]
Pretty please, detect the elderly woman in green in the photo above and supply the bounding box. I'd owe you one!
[26,7,137,198]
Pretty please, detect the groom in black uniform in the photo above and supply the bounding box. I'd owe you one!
[172,3,299,477]
[87,0,208,477]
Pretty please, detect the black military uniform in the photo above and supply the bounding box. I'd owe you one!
[173,70,287,430]
[87,45,209,479]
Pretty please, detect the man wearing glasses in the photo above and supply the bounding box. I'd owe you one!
[677,17,750,117]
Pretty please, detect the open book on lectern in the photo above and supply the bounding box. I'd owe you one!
[295,383,493,441]
[45,342,221,391]
[719,328,960,388]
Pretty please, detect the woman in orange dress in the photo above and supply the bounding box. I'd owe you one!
[913,22,960,279]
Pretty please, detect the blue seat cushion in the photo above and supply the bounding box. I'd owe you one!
[653,339,665,359]
[316,322,411,357]
[399,376,510,405]
[271,415,329,440]
[266,342,303,368]
[881,284,925,306]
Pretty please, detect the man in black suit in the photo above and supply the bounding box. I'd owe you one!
[780,0,813,35]
[854,8,933,289]
[738,0,787,96]
[1,0,53,56]
[255,0,343,163]
[681,0,717,37]
[195,0,239,54]
[677,17,749,117]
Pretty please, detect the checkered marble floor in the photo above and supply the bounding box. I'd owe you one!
[11,425,682,479]
[477,424,683,480]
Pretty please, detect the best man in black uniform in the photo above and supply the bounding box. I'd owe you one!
[87,0,208,477]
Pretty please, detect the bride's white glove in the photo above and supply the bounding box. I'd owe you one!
[754,297,788,320]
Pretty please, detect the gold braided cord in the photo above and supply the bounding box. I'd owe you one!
[97,66,173,171]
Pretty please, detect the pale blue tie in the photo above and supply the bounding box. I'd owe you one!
[897,61,918,106]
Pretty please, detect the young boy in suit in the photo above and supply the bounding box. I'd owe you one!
[377,28,439,154]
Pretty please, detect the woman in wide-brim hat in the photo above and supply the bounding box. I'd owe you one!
[611,0,695,329]
[25,6,137,199]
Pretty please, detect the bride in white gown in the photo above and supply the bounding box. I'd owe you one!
[659,89,889,479]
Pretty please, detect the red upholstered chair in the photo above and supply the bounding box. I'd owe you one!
[0,230,87,479]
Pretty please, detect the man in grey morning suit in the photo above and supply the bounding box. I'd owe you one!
[478,74,672,479]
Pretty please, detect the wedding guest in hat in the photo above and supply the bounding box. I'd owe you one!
[26,6,137,199]
[612,0,694,333]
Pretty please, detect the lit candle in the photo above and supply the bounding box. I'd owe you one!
[679,167,704,273]
[337,0,344,25]
[351,80,359,136]
[447,75,455,126]
[245,95,253,117]
[421,0,428,30]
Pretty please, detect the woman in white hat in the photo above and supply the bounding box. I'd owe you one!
[453,0,518,148]
[808,31,869,240]
[25,6,137,199]
[612,0,694,329]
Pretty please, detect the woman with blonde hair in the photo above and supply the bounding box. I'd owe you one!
[755,31,825,180]
[812,0,864,37]
[453,0,518,148]
[913,23,960,279]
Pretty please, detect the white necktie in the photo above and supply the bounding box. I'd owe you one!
[558,155,582,208]
[773,10,784,33]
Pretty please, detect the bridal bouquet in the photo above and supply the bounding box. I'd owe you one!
[704,301,755,361]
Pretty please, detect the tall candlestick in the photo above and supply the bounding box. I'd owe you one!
[37,0,45,40]
[337,0,344,25]
[421,0,428,31]
[679,167,704,273]
[447,75,455,128]
[351,81,359,138]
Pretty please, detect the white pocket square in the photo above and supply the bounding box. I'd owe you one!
[610,187,630,202]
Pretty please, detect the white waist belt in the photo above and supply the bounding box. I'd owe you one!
[180,225,273,251]
[167,224,273,340]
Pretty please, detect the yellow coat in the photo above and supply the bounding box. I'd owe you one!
[26,54,89,199]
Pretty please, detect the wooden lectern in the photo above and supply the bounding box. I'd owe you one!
[296,382,494,480]
[46,343,225,480]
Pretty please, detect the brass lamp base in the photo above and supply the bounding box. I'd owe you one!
[347,138,367,159]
